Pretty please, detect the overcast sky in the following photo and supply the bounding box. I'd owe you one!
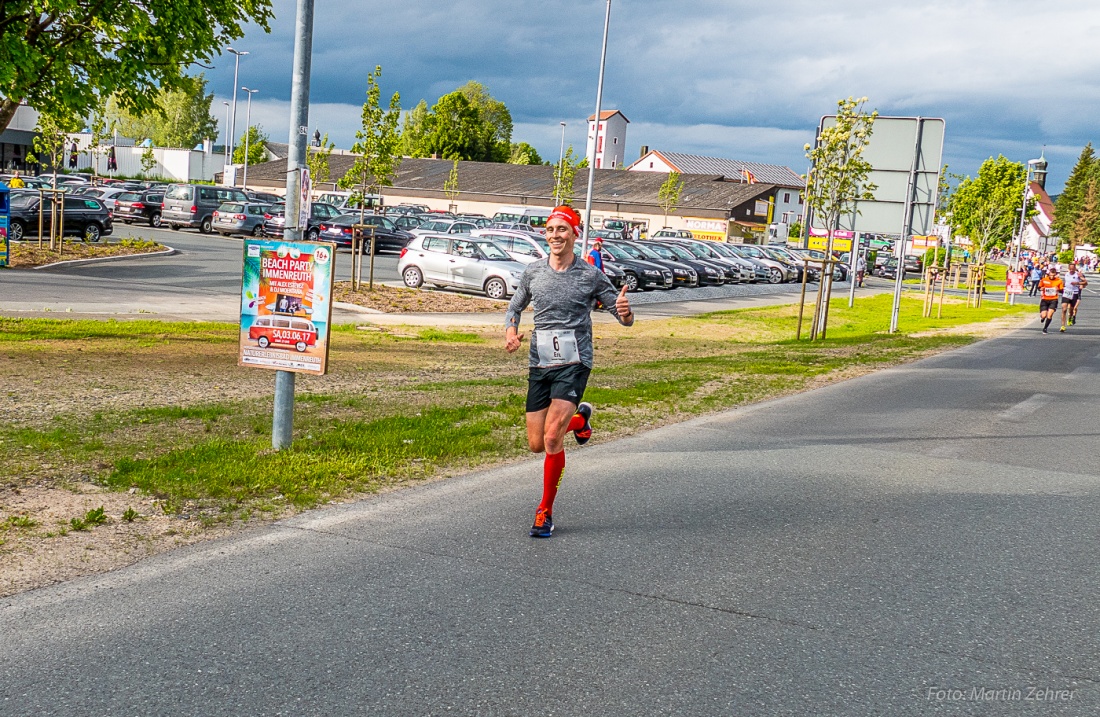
[205,0,1100,193]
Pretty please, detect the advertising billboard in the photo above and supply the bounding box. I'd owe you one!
[239,238,336,375]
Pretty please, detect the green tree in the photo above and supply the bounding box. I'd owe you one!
[508,142,542,165]
[456,81,512,162]
[444,160,460,211]
[232,125,268,166]
[1070,177,1100,254]
[307,133,335,187]
[140,146,156,175]
[657,171,684,226]
[421,91,485,161]
[339,66,402,205]
[398,100,430,157]
[30,109,80,177]
[0,1,273,134]
[1052,144,1097,244]
[946,155,1032,264]
[554,145,582,206]
[105,74,218,148]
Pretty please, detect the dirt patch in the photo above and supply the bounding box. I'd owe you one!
[333,282,510,313]
[8,240,168,268]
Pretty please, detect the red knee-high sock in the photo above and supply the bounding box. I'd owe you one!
[567,413,585,432]
[538,450,566,515]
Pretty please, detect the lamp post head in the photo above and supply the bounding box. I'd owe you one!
[227,47,249,57]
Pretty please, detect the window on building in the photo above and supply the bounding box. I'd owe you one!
[649,162,653,168]
[613,137,618,145]
[597,137,603,153]
[783,192,791,203]
[596,158,602,169]
[611,160,616,168]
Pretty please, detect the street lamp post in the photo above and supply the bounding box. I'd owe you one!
[1009,157,1042,305]
[581,0,613,261]
[222,101,231,167]
[554,121,566,205]
[226,47,249,169]
[241,87,259,190]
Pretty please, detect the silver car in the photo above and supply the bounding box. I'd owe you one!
[471,228,549,264]
[398,234,525,299]
[213,201,271,236]
[409,218,478,237]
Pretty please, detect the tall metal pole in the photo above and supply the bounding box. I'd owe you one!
[241,87,258,190]
[554,121,566,206]
[1009,160,1038,306]
[581,0,612,261]
[890,117,926,334]
[273,0,314,451]
[227,48,248,170]
[222,101,231,167]
[848,233,861,307]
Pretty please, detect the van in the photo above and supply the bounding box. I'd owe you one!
[491,206,552,233]
[248,316,319,352]
[162,184,249,233]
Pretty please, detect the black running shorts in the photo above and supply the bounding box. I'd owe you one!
[1062,295,1080,308]
[526,363,591,413]
[1040,299,1059,312]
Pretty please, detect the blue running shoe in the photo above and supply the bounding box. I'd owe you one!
[573,402,593,446]
[529,509,554,538]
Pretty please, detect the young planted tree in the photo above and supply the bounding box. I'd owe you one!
[307,133,335,188]
[0,3,273,134]
[946,155,1031,264]
[31,109,80,182]
[140,146,157,175]
[554,145,582,206]
[657,171,683,226]
[803,96,878,337]
[339,65,402,205]
[444,160,460,212]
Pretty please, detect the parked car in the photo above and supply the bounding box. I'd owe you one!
[608,240,698,288]
[213,201,271,236]
[317,213,415,252]
[665,240,748,283]
[488,221,538,233]
[471,229,549,264]
[385,204,429,217]
[162,184,249,233]
[114,190,165,227]
[713,243,769,282]
[7,192,113,242]
[261,202,342,240]
[409,218,478,237]
[650,228,695,240]
[458,215,493,228]
[726,243,795,283]
[393,215,423,232]
[793,248,846,281]
[596,242,674,291]
[640,240,728,286]
[314,191,382,212]
[762,246,815,282]
[398,235,526,299]
[78,186,130,212]
[246,190,282,204]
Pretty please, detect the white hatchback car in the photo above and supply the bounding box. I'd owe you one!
[398,235,526,299]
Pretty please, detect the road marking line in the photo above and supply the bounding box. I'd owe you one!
[997,393,1051,422]
[1064,366,1090,380]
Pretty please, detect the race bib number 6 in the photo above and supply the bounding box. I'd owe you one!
[536,329,580,366]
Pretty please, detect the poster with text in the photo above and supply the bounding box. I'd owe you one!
[239,238,336,375]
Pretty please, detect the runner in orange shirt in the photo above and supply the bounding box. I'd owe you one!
[1037,265,1064,334]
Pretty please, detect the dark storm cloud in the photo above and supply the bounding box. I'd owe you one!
[207,0,1100,191]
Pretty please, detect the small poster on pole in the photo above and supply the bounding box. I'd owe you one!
[239,238,336,375]
[299,167,312,233]
[1006,271,1025,295]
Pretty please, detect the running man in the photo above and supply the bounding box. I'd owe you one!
[505,205,634,538]
[1061,261,1087,329]
[1037,264,1063,334]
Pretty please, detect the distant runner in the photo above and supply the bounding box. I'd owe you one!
[505,205,634,538]
[1037,265,1063,334]
[1061,261,1087,329]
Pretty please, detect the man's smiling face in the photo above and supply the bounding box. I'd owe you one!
[544,217,576,259]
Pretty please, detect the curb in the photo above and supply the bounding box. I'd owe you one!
[31,246,177,270]
[333,301,384,315]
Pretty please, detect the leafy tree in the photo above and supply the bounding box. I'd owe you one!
[1052,144,1097,245]
[456,81,512,162]
[508,142,542,165]
[0,1,273,134]
[946,155,1032,264]
[30,109,80,177]
[339,65,402,205]
[444,160,460,211]
[657,171,683,225]
[421,91,485,161]
[307,132,335,187]
[554,145,582,206]
[398,100,430,157]
[1071,177,1100,255]
[105,74,218,148]
[232,125,268,166]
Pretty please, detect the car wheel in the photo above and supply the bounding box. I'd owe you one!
[484,277,508,300]
[199,217,213,234]
[768,267,783,284]
[251,224,263,236]
[170,224,180,231]
[150,213,162,228]
[257,336,270,349]
[122,220,132,225]
[624,272,640,292]
[307,228,319,242]
[295,341,307,353]
[9,221,24,242]
[84,223,102,243]
[402,266,424,289]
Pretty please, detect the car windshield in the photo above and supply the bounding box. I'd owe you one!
[600,244,634,261]
[628,243,662,260]
[423,221,451,231]
[708,243,737,258]
[10,193,37,208]
[655,243,693,260]
[680,243,711,259]
[219,203,244,213]
[473,240,511,260]
[117,192,141,202]
[737,245,765,258]
[614,243,647,260]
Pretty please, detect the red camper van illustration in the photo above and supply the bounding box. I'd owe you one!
[249,316,319,352]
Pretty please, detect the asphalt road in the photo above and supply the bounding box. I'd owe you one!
[4,308,1100,714]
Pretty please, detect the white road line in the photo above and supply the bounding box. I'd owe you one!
[1063,366,1091,380]
[996,393,1052,422]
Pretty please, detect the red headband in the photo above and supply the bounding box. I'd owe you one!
[548,205,582,235]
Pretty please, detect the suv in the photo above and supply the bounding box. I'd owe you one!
[114,189,165,227]
[8,193,113,242]
[162,184,249,233]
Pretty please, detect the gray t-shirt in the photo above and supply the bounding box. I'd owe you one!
[505,256,629,368]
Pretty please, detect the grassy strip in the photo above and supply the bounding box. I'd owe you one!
[0,295,1031,521]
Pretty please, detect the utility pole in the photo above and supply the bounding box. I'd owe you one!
[273,0,314,451]
[226,47,248,171]
[581,0,612,261]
